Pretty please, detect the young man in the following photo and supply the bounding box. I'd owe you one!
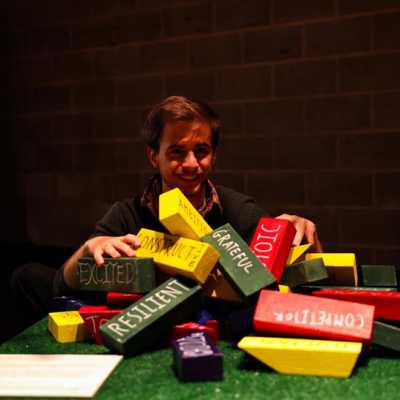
[11,96,321,332]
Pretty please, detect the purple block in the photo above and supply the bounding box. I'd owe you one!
[172,332,223,382]
[65,298,87,311]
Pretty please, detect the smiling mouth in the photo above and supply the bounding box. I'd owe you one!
[179,175,200,182]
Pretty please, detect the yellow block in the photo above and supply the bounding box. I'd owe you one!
[48,311,86,343]
[278,284,291,293]
[202,268,243,303]
[286,244,312,265]
[159,188,213,240]
[305,253,358,286]
[238,336,362,378]
[136,228,219,284]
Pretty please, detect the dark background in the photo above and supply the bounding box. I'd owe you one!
[2,0,400,341]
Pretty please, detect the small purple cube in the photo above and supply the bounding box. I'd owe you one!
[172,332,223,382]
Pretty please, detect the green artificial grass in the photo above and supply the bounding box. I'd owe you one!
[1,319,400,400]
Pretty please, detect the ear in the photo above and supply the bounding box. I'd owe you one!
[146,146,159,169]
[211,152,217,169]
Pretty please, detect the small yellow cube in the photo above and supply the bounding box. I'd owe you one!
[48,311,86,343]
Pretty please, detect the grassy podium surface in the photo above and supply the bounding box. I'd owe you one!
[1,318,400,400]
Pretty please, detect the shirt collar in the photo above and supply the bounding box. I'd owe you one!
[140,173,223,217]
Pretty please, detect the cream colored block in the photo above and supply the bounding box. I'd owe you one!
[136,228,219,284]
[48,311,86,343]
[305,253,358,286]
[159,188,213,240]
[238,336,362,378]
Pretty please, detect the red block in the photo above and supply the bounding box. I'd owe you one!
[311,289,400,321]
[106,291,142,306]
[253,290,375,343]
[171,322,219,344]
[249,217,295,281]
[79,306,123,345]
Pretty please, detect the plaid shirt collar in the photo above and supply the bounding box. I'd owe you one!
[140,173,222,217]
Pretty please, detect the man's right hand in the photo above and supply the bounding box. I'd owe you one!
[84,234,141,265]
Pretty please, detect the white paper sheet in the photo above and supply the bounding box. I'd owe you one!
[0,354,123,397]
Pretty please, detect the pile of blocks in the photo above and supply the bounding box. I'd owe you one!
[48,187,400,381]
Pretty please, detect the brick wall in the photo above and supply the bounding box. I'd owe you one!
[3,0,400,265]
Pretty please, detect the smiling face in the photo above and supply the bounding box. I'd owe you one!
[146,119,216,209]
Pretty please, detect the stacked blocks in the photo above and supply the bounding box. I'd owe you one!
[159,187,213,240]
[100,278,202,355]
[79,257,156,293]
[280,258,328,288]
[202,223,276,298]
[238,336,362,378]
[172,332,223,381]
[48,311,86,343]
[135,228,219,284]
[249,217,296,280]
[305,253,358,286]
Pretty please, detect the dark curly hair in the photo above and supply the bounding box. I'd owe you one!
[142,96,221,152]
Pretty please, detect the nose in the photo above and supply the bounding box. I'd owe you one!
[182,151,199,169]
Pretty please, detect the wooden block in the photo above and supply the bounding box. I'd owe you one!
[79,306,123,345]
[65,298,87,311]
[51,296,76,311]
[359,264,398,288]
[136,228,219,284]
[280,258,328,288]
[373,320,400,352]
[238,336,362,378]
[196,309,213,325]
[171,322,218,344]
[79,257,156,293]
[48,311,86,343]
[202,224,276,298]
[106,291,143,306]
[294,285,397,293]
[286,244,312,265]
[305,253,358,286]
[278,285,292,293]
[249,217,296,281]
[100,277,202,355]
[159,187,213,240]
[202,268,243,303]
[172,332,223,381]
[253,290,374,343]
[311,289,400,321]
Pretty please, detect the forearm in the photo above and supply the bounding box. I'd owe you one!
[62,242,89,290]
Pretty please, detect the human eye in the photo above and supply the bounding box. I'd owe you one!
[168,146,186,159]
[194,144,211,159]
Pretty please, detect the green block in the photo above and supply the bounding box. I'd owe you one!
[359,265,398,288]
[294,285,397,294]
[100,277,202,356]
[202,223,276,298]
[280,258,328,288]
[79,257,156,293]
[373,321,400,352]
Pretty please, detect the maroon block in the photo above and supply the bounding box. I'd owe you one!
[253,290,374,343]
[311,289,400,321]
[171,322,218,344]
[249,217,295,281]
[79,306,123,345]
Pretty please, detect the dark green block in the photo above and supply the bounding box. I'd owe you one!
[202,223,276,298]
[280,258,328,288]
[100,277,202,356]
[294,285,397,294]
[79,257,156,293]
[359,264,398,288]
[373,321,400,352]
